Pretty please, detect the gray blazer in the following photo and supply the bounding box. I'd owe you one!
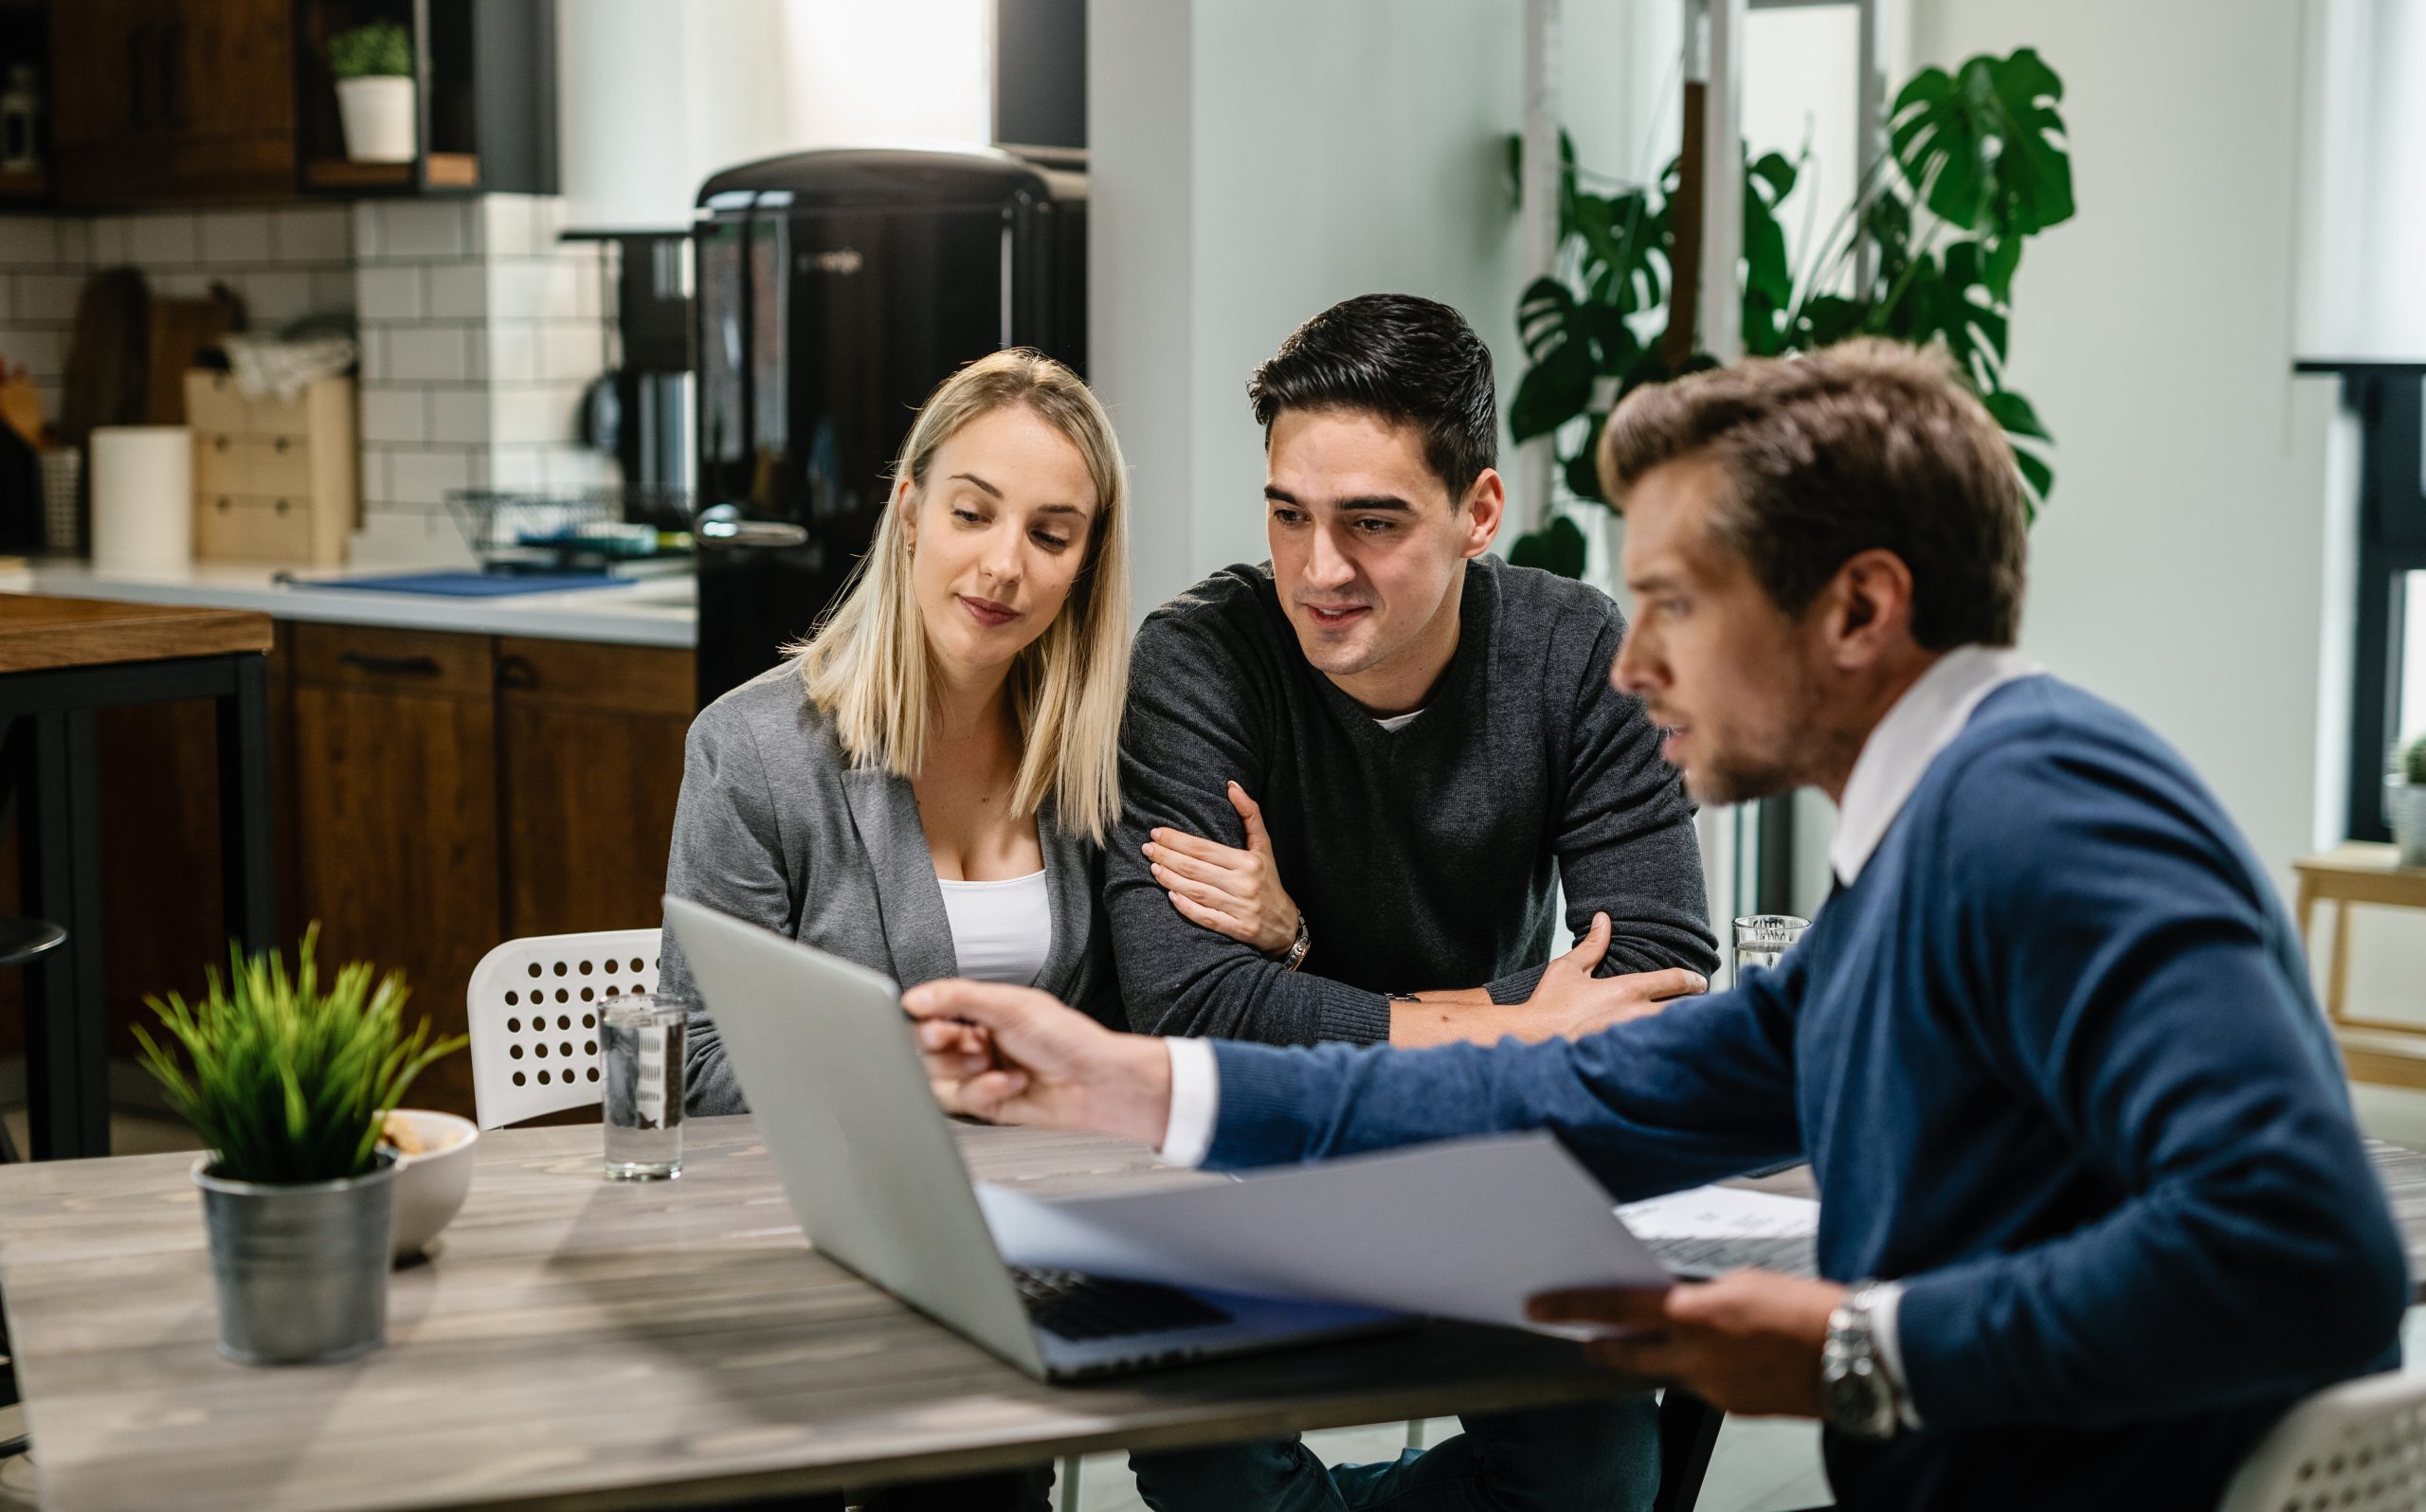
[658,664,1126,1115]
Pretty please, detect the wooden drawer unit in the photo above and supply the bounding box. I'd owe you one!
[184,370,356,567]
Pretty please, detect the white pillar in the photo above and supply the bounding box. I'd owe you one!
[1518,0,1563,531]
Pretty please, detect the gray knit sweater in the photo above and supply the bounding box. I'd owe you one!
[1108,555,1716,1047]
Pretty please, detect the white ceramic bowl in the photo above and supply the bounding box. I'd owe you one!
[385,1108,478,1261]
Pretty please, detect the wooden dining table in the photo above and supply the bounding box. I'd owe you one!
[6,1118,2424,1512]
[0,1117,1663,1512]
[0,593,278,1160]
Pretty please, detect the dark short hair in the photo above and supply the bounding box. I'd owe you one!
[1598,339,2027,649]
[1248,294,1497,505]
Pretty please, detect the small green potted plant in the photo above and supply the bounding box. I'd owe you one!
[136,927,462,1365]
[2392,732,2426,871]
[327,19,415,164]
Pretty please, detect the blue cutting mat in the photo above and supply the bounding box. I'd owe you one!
[300,570,625,597]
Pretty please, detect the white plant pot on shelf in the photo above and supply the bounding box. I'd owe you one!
[336,76,415,163]
[2391,780,2426,871]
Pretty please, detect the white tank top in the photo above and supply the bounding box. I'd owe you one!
[936,870,1053,986]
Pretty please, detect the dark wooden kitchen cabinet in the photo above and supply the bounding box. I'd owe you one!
[1,619,694,1125]
[495,636,691,940]
[52,0,296,207]
[287,621,501,1115]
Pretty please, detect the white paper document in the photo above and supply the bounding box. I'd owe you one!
[1616,1185,1820,1239]
[975,1132,1671,1335]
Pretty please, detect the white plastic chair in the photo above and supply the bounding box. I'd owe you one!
[462,927,1086,1509]
[465,929,662,1129]
[2218,1370,2426,1512]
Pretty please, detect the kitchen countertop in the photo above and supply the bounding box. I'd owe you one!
[0,559,697,649]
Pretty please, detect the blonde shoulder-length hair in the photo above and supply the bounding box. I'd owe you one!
[791,349,1132,846]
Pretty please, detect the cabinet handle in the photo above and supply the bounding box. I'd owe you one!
[495,654,538,691]
[273,437,291,454]
[214,436,228,452]
[338,651,444,678]
[216,496,230,513]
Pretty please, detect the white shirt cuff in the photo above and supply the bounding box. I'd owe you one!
[1155,1037,1221,1167]
[1869,1280,1925,1430]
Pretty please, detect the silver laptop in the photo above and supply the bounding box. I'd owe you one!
[661,894,1398,1380]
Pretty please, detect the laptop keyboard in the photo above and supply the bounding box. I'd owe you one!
[1010,1267,1235,1341]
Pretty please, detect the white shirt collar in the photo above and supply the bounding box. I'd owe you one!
[1828,645,2044,886]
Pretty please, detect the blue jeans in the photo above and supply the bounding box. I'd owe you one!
[1129,1395,1660,1512]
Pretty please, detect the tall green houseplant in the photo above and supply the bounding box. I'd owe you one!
[1510,47,2074,574]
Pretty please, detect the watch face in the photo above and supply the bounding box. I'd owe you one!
[1824,1357,1895,1441]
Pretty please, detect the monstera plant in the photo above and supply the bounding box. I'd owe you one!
[1509,47,2074,577]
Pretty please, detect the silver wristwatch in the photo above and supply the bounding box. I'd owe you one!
[1273,914,1311,972]
[1820,1282,1903,1442]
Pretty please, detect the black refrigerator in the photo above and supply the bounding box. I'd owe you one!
[690,145,1088,708]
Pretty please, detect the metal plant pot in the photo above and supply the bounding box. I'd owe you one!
[191,1151,397,1365]
[2392,780,2426,871]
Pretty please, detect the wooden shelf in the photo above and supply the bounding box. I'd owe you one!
[301,152,480,192]
[0,168,48,200]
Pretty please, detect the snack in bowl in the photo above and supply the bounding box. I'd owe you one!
[380,1107,478,1261]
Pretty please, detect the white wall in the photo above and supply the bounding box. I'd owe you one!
[1092,0,1527,615]
[1907,0,2334,896]
[557,0,991,231]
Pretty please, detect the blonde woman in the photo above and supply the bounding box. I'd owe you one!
[660,348,1135,1118]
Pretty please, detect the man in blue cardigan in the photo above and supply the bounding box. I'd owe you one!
[909,340,2409,1510]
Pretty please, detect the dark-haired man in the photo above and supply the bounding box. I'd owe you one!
[1105,294,1718,1510]
[918,341,2409,1510]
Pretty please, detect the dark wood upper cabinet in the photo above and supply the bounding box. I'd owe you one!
[53,0,296,207]
[43,0,554,208]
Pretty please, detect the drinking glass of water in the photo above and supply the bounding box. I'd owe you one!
[1731,914,1810,985]
[602,994,689,1180]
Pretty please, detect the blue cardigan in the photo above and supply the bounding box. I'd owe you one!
[1202,676,2408,1509]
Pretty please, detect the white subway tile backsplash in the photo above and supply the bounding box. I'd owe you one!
[308,268,356,312]
[493,385,573,445]
[388,447,475,508]
[5,328,64,380]
[125,212,200,265]
[272,207,350,265]
[149,270,214,299]
[541,444,616,490]
[486,446,545,490]
[368,201,469,261]
[87,217,130,267]
[386,325,472,383]
[348,203,382,261]
[358,387,428,445]
[199,210,275,264]
[240,271,315,327]
[355,264,424,321]
[54,219,89,265]
[425,262,487,319]
[357,446,391,504]
[475,196,537,259]
[428,388,491,444]
[540,324,607,384]
[359,329,389,383]
[0,217,55,265]
[485,258,550,317]
[486,323,539,383]
[541,261,583,321]
[11,271,81,322]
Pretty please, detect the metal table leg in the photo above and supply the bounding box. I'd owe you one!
[22,708,106,1161]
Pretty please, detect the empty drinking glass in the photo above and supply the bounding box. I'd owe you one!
[602,994,689,1180]
[1731,914,1809,985]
